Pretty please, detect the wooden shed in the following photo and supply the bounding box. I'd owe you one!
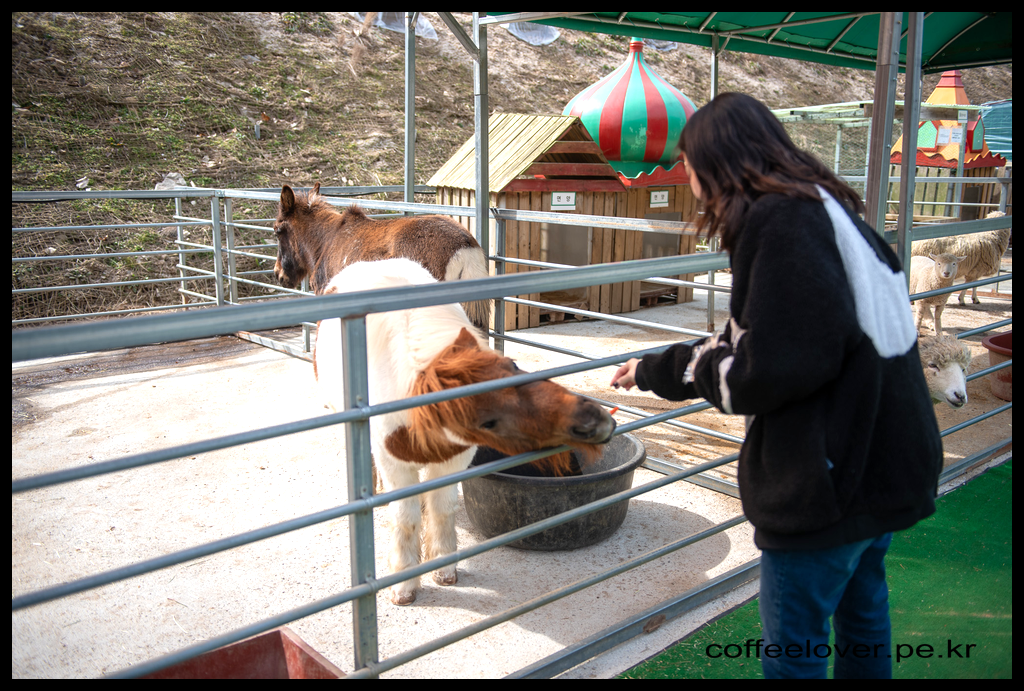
[428,112,700,330]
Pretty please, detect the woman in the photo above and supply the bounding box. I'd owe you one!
[611,93,942,679]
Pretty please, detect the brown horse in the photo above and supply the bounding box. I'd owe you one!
[315,259,615,605]
[273,182,491,332]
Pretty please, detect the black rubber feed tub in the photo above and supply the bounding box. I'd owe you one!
[463,434,646,551]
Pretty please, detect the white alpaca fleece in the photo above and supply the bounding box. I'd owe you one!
[911,212,1011,306]
[908,252,966,335]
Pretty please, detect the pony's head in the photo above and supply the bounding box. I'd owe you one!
[273,182,329,289]
[409,328,616,475]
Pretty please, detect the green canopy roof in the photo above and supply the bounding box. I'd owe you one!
[487,12,1012,74]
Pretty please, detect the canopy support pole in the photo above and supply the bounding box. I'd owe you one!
[897,13,924,276]
[865,12,902,233]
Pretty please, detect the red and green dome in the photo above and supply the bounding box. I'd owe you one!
[563,37,697,175]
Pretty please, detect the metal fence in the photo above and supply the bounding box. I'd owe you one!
[11,186,1013,677]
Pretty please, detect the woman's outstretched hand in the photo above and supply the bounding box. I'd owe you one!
[610,358,640,391]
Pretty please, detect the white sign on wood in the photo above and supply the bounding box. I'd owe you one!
[650,190,669,208]
[552,192,576,210]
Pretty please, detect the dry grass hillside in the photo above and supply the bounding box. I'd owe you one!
[11,12,1013,321]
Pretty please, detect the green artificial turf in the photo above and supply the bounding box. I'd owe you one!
[622,460,1012,679]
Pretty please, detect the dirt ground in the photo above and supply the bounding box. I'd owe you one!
[12,330,759,678]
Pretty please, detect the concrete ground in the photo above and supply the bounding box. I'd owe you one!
[11,267,1011,678]
[11,305,756,678]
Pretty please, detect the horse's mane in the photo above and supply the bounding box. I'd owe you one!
[407,342,488,460]
[338,205,371,224]
[293,185,370,225]
[408,343,594,477]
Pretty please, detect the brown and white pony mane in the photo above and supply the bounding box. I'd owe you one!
[408,339,601,477]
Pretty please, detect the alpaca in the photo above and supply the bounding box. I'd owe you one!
[911,211,1011,306]
[909,252,966,334]
[918,335,971,408]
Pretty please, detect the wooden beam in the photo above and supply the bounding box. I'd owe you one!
[864,104,981,122]
[523,178,623,192]
[524,162,619,177]
[504,178,625,192]
[543,141,605,155]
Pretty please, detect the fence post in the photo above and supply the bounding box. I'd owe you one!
[175,195,187,306]
[404,11,416,216]
[706,236,718,333]
[833,125,843,173]
[341,315,379,676]
[224,197,238,304]
[896,12,923,279]
[494,214,505,354]
[954,115,968,219]
[302,277,312,353]
[209,195,225,306]
[864,12,902,234]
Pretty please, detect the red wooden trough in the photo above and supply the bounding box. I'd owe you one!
[143,627,345,679]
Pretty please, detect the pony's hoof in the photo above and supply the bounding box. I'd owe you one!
[432,569,458,586]
[390,588,417,606]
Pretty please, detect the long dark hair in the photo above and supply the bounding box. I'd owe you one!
[678,93,865,253]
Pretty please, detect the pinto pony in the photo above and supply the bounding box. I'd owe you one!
[315,259,615,605]
[273,182,491,333]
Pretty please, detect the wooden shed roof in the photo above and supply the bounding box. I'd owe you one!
[427,112,624,193]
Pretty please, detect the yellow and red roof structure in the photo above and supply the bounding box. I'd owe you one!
[890,70,1007,169]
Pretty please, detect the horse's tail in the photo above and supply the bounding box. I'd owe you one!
[445,246,492,335]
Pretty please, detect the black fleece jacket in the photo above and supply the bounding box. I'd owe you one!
[635,191,943,550]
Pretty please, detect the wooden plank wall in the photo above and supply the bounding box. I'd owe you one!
[674,185,700,303]
[964,167,1001,219]
[440,183,703,331]
[510,190,543,330]
[588,190,626,321]
[889,165,954,217]
[501,190,517,332]
[916,167,951,217]
[888,165,1008,219]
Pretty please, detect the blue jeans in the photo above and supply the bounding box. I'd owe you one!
[758,532,893,679]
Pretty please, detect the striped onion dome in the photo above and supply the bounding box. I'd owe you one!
[563,37,697,166]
